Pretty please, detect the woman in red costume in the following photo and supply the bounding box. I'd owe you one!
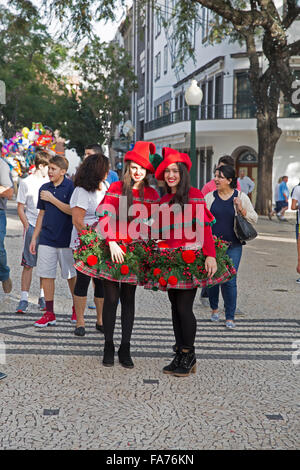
[153,147,217,377]
[95,142,160,369]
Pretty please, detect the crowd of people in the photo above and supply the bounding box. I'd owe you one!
[0,138,297,381]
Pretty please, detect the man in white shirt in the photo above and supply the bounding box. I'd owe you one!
[238,169,255,195]
[16,151,50,313]
[291,182,300,283]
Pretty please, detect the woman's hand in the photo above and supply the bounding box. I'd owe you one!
[234,197,247,217]
[109,241,125,264]
[233,196,242,212]
[205,256,217,278]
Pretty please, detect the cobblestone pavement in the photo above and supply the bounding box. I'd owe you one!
[0,201,299,450]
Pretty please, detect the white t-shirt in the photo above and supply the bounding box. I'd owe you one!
[70,185,107,249]
[16,173,49,227]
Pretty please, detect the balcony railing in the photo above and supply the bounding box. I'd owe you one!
[145,103,300,133]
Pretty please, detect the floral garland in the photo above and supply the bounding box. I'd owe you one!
[74,227,236,288]
[137,238,236,288]
[73,227,146,281]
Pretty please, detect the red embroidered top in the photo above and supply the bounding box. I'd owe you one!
[95,181,160,242]
[151,187,216,257]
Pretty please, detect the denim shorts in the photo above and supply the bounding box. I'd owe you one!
[277,200,288,212]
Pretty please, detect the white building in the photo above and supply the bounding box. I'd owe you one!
[119,1,300,205]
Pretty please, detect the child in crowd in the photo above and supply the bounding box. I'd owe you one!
[29,155,77,327]
[16,150,50,313]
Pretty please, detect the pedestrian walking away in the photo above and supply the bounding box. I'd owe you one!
[16,150,50,313]
[70,152,109,337]
[79,141,160,369]
[205,165,258,329]
[152,147,218,377]
[0,156,14,294]
[29,155,77,328]
[268,177,282,219]
[276,176,289,221]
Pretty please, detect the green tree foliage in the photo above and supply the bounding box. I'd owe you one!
[0,3,68,137]
[0,0,137,156]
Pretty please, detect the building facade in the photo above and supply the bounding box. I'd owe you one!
[117,1,300,204]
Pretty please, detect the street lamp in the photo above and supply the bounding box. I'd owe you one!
[185,79,203,187]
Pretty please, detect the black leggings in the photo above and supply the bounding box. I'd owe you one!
[167,288,197,350]
[74,271,104,298]
[102,280,137,344]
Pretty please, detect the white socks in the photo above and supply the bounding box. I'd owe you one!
[21,291,29,302]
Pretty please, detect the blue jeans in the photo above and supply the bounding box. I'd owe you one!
[208,245,243,321]
[0,210,10,282]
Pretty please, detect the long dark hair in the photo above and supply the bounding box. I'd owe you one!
[122,160,150,221]
[74,153,109,191]
[165,162,191,207]
[215,164,237,189]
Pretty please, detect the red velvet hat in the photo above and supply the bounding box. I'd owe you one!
[155,147,192,180]
[124,141,156,173]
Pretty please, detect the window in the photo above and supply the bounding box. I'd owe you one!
[201,82,206,119]
[207,79,213,119]
[155,52,161,80]
[202,7,210,42]
[163,45,168,74]
[215,74,224,118]
[170,36,176,68]
[163,100,170,115]
[155,104,163,118]
[234,71,256,118]
[155,9,161,37]
[187,20,196,50]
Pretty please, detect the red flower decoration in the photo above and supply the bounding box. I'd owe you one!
[120,264,129,275]
[153,268,161,276]
[158,277,167,287]
[168,275,178,286]
[120,245,127,253]
[87,255,98,266]
[158,241,169,249]
[182,250,196,264]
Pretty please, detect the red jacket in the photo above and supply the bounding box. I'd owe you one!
[96,181,160,242]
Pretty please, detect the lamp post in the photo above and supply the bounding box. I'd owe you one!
[185,79,203,187]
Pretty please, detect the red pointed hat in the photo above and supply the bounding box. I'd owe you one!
[124,141,156,173]
[155,147,192,180]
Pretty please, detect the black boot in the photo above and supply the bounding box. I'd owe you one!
[118,343,134,369]
[163,350,182,375]
[102,341,115,367]
[172,348,196,377]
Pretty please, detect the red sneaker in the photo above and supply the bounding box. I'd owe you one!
[71,306,77,324]
[34,311,56,328]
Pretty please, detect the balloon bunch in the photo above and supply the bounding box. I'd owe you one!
[1,123,56,177]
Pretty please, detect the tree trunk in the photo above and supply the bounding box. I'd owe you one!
[255,113,282,215]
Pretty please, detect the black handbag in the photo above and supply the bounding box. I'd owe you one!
[234,212,257,242]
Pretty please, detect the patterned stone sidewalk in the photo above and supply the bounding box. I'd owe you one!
[0,201,299,450]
